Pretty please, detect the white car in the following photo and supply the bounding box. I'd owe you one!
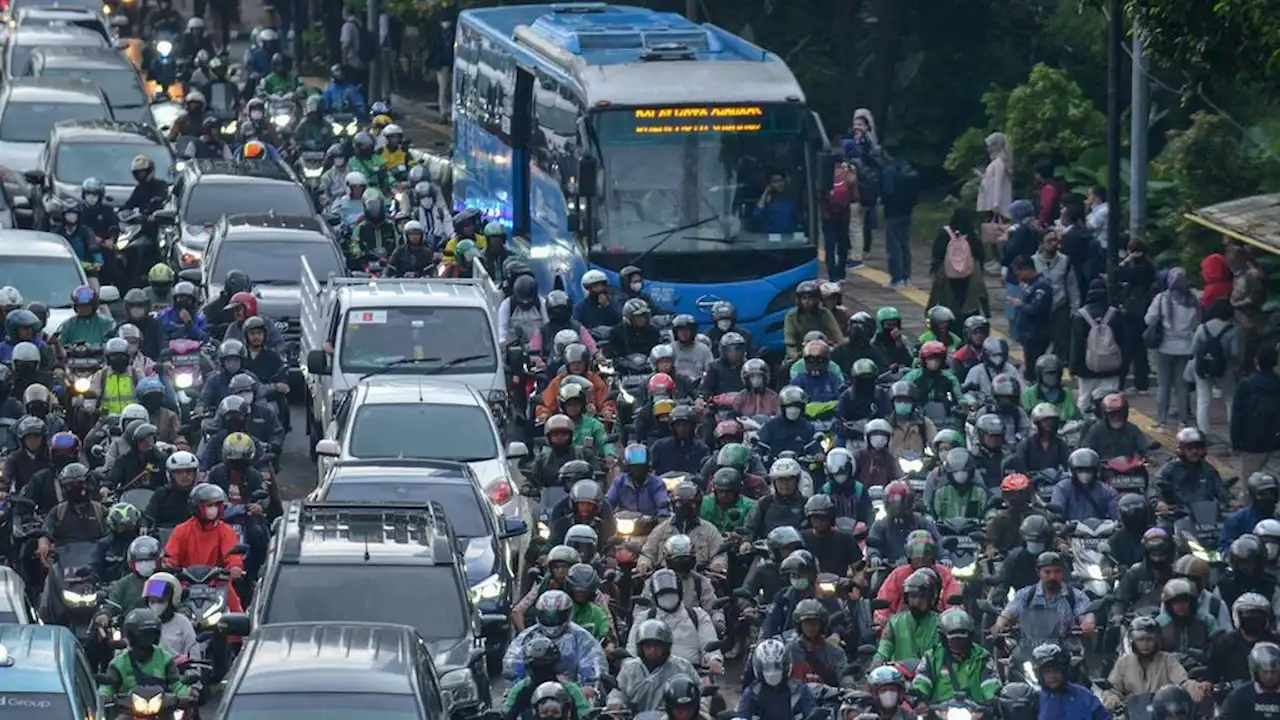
[0,229,90,333]
[314,376,532,563]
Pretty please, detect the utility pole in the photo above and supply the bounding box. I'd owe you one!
[1130,29,1149,243]
[685,0,697,21]
[367,0,382,102]
[1105,0,1123,295]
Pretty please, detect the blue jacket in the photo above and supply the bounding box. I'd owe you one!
[60,224,103,265]
[758,416,816,458]
[762,588,848,639]
[155,307,209,342]
[649,436,710,476]
[0,336,49,363]
[197,369,234,412]
[1222,505,1271,553]
[738,680,816,720]
[606,474,672,517]
[321,81,366,115]
[1038,683,1111,720]
[1050,477,1118,522]
[792,371,843,404]
[752,197,799,234]
[244,47,272,78]
[503,624,606,686]
[836,383,888,439]
[572,295,622,330]
[1014,274,1054,345]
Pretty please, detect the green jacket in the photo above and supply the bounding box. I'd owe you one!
[104,574,147,616]
[351,219,401,256]
[350,154,389,190]
[783,308,845,354]
[918,330,963,354]
[930,483,990,522]
[573,601,612,642]
[260,72,301,96]
[913,642,999,703]
[572,414,612,457]
[1020,384,1079,421]
[505,677,589,715]
[57,314,116,346]
[699,495,756,533]
[294,118,336,150]
[787,359,845,383]
[98,646,188,700]
[874,610,938,664]
[901,367,962,405]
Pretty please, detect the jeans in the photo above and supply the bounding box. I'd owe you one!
[436,67,453,119]
[823,218,849,280]
[1194,373,1235,435]
[1048,305,1072,361]
[1154,352,1190,424]
[885,215,912,283]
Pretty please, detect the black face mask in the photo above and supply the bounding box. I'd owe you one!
[141,397,163,413]
[109,357,129,372]
[66,485,89,503]
[228,458,252,472]
[27,402,48,418]
[1241,614,1269,635]
[129,644,155,663]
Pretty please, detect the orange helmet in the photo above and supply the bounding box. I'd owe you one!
[919,340,947,360]
[224,291,258,317]
[1001,473,1031,492]
[242,140,266,160]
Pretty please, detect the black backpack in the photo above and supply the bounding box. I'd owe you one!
[1194,324,1230,379]
[354,20,376,66]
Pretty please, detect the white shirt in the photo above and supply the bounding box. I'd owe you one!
[1087,202,1110,247]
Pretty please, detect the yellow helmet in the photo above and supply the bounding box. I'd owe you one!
[221,432,255,461]
[372,114,392,132]
[147,263,173,284]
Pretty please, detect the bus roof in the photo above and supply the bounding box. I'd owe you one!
[461,3,805,106]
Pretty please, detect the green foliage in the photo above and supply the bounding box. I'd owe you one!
[943,128,987,177]
[1126,0,1280,93]
[1002,64,1106,177]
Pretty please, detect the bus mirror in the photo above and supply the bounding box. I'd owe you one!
[809,110,832,152]
[578,157,599,198]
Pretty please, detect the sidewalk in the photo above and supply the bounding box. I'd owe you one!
[832,214,1271,479]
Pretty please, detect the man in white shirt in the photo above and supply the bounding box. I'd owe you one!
[1086,184,1110,248]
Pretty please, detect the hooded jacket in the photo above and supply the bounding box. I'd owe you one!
[609,655,699,714]
[626,603,719,668]
[1070,280,1125,379]
[1200,253,1232,310]
[1231,366,1280,453]
[1102,651,1190,708]
[1036,682,1112,720]
[1144,268,1200,357]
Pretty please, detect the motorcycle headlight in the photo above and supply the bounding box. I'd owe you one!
[470,573,504,603]
[1083,564,1105,580]
[304,166,322,178]
[330,122,344,134]
[439,668,479,708]
[537,521,550,540]
[900,458,924,474]
[874,503,886,522]
[62,589,99,606]
[272,113,291,128]
[131,693,164,716]
[346,121,358,135]
[222,120,238,135]
[945,709,973,720]
[199,596,226,628]
[73,377,92,393]
[156,40,172,57]
[952,562,978,580]
[821,434,834,452]
[616,517,636,536]
[174,372,194,389]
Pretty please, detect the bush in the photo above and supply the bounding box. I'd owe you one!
[1002,63,1106,180]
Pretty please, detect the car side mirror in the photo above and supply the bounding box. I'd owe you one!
[22,169,45,186]
[218,612,251,636]
[153,208,177,225]
[505,441,528,459]
[577,156,598,198]
[111,15,129,27]
[306,349,330,376]
[114,38,129,49]
[500,517,528,539]
[314,439,340,457]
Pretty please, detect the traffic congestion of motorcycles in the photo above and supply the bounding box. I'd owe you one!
[0,2,1274,720]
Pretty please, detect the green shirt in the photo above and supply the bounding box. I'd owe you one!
[504,677,589,715]
[573,601,612,642]
[917,330,963,354]
[260,72,301,95]
[914,641,999,703]
[572,414,612,457]
[930,483,990,522]
[57,314,116,346]
[874,610,938,664]
[699,495,756,533]
[787,359,845,383]
[1020,384,1079,420]
[98,646,188,700]
[104,574,147,616]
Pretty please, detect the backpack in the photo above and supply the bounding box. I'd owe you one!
[852,157,881,205]
[942,226,974,280]
[353,20,376,65]
[1080,307,1122,373]
[1194,324,1230,379]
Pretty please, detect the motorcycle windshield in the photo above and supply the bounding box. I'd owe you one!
[1012,607,1062,662]
[59,542,98,573]
[1124,694,1154,720]
[1188,500,1219,527]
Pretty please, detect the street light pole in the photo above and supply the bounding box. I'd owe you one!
[1106,0,1123,296]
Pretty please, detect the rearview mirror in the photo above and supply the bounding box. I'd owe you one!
[22,169,44,186]
[228,543,248,556]
[152,208,177,225]
[306,349,330,376]
[505,441,528,459]
[500,517,528,539]
[314,439,340,457]
[577,156,598,198]
[217,612,251,636]
[870,599,890,610]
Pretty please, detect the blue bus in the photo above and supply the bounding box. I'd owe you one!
[452,3,829,348]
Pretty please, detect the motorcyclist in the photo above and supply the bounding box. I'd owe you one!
[293,95,336,150]
[58,286,116,346]
[195,340,248,416]
[121,156,169,234]
[410,172,450,242]
[1258,519,1280,576]
[1082,393,1152,460]
[914,607,1000,703]
[570,269,620,330]
[643,535,720,626]
[984,473,1046,555]
[994,513,1053,600]
[555,380,611,458]
[167,90,209,142]
[0,365,23,419]
[853,419,900,489]
[91,502,142,583]
[377,124,408,169]
[537,350,612,424]
[243,28,279,82]
[549,477,616,547]
[348,132,388,192]
[1215,534,1280,618]
[1156,577,1217,654]
[919,429,966,504]
[178,17,215,65]
[347,194,400,269]
[732,358,779,419]
[993,553,1097,647]
[155,282,208,342]
[385,220,435,277]
[1106,493,1150,569]
[504,590,606,688]
[11,344,56,399]
[903,340,961,414]
[1223,471,1280,552]
[698,441,767,498]
[1154,426,1227,511]
[80,178,120,283]
[745,458,807,540]
[498,274,546,346]
[258,53,302,97]
[737,638,817,719]
[204,430,274,547]
[327,171,370,227]
[197,397,272,471]
[740,526,805,609]
[1174,553,1231,631]
[321,64,366,115]
[503,638,591,719]
[0,309,51,365]
[223,290,285,349]
[183,116,234,160]
[162,483,246,613]
[1208,593,1280,685]
[864,666,915,720]
[872,567,941,664]
[141,572,199,662]
[699,467,757,533]
[628,570,720,671]
[949,315,990,379]
[971,414,1012,490]
[929,447,990,521]
[868,307,913,370]
[786,598,852,686]
[96,608,194,705]
[639,482,726,575]
[983,373,1032,444]
[530,290,598,359]
[873,531,961,626]
[610,618,699,715]
[817,448,871,523]
[442,207,484,266]
[316,143,351,206]
[1010,402,1070,474]
[917,305,961,351]
[29,463,108,590]
[1050,447,1119,521]
[831,311,885,374]
[2,417,47,492]
[524,417,601,493]
[700,332,748,397]
[50,198,102,279]
[145,451,200,530]
[757,385,816,458]
[650,407,710,476]
[792,340,842,403]
[1221,642,1280,719]
[800,493,863,579]
[783,281,843,361]
[24,384,67,436]
[835,359,889,438]
[887,380,936,456]
[89,338,141,417]
[667,315,712,386]
[605,298,661,361]
[512,545,580,631]
[962,336,1018,398]
[440,238,483,278]
[146,0,184,36]
[868,479,944,567]
[1029,643,1108,720]
[104,423,168,492]
[96,536,161,628]
[606,444,671,517]
[138,266,176,319]
[1102,616,1201,712]
[1020,353,1077,419]
[704,300,752,354]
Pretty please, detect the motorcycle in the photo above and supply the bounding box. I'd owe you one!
[45,540,101,641]
[147,30,182,90]
[177,546,246,682]
[163,338,205,423]
[1067,517,1117,599]
[937,516,985,590]
[110,685,194,720]
[266,94,298,139]
[327,112,359,139]
[1168,499,1225,578]
[64,342,104,438]
[297,150,326,185]
[1103,456,1149,497]
[898,451,928,497]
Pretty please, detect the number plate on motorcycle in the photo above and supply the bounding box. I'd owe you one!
[67,359,99,368]
[1112,475,1144,489]
[1076,537,1104,548]
[171,355,200,365]
[187,586,217,599]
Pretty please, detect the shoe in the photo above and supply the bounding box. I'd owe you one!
[983,260,1003,276]
[883,281,898,289]
[847,261,864,270]
[1148,422,1167,433]
[901,279,913,288]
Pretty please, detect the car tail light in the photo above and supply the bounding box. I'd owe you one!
[487,480,512,505]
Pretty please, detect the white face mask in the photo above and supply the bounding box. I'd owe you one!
[238,392,255,404]
[202,505,220,521]
[878,690,900,709]
[333,157,347,168]
[1076,471,1095,484]
[134,560,156,577]
[148,600,168,615]
[762,669,784,686]
[784,407,801,421]
[657,594,681,612]
[64,213,79,224]
[749,376,765,390]
[952,470,970,484]
[630,280,643,292]
[716,319,732,331]
[87,195,101,206]
[870,435,889,450]
[249,110,264,121]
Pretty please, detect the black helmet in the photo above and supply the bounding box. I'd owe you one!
[558,460,594,487]
[1031,642,1070,672]
[565,563,600,595]
[804,493,836,519]
[997,682,1038,716]
[513,275,538,303]
[1150,684,1191,720]
[58,462,90,488]
[122,607,162,649]
[1249,642,1280,681]
[711,467,742,494]
[1231,533,1265,572]
[1248,472,1280,503]
[1141,528,1176,563]
[1118,492,1148,522]
[521,635,560,671]
[568,478,602,506]
[1019,514,1054,543]
[792,597,829,630]
[779,549,817,579]
[662,675,700,716]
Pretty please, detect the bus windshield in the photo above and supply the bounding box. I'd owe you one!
[591,104,812,277]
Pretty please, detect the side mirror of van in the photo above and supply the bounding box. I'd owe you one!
[314,439,341,457]
[306,349,330,375]
[506,441,529,459]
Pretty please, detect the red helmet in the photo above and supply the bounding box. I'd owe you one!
[884,480,910,502]
[647,373,676,395]
[1001,473,1031,492]
[1101,392,1129,414]
[714,419,744,440]
[225,291,258,317]
[919,340,947,360]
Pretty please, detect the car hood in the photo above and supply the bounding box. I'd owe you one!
[112,104,150,123]
[0,142,42,173]
[426,635,472,673]
[180,224,213,251]
[461,536,496,586]
[249,284,301,321]
[46,309,75,335]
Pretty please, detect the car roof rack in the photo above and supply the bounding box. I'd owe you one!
[278,500,457,563]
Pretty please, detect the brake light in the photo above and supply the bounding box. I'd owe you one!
[487,480,512,505]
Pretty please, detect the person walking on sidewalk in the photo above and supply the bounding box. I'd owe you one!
[822,164,852,281]
[1229,244,1267,369]
[1000,200,1041,325]
[977,133,1014,276]
[1145,267,1199,430]
[843,109,880,269]
[1070,278,1124,416]
[1033,160,1066,228]
[426,0,460,121]
[1032,230,1080,363]
[1192,298,1243,437]
[340,6,368,97]
[1009,255,1053,377]
[880,145,917,287]
[928,208,988,321]
[1114,239,1156,394]
[1232,345,1280,481]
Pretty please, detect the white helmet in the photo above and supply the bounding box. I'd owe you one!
[121,404,150,424]
[553,329,579,355]
[383,123,403,136]
[117,323,142,342]
[403,220,424,234]
[580,269,608,290]
[186,16,204,30]
[345,171,369,187]
[12,342,40,363]
[0,286,22,307]
[769,457,802,480]
[259,28,278,42]
[166,450,199,473]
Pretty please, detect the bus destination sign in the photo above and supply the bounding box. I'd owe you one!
[632,105,765,134]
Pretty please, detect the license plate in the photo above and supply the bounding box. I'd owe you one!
[1112,475,1144,489]
[187,586,217,599]
[67,360,99,369]
[171,355,200,365]
[1076,537,1104,548]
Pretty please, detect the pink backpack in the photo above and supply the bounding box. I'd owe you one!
[943,226,975,279]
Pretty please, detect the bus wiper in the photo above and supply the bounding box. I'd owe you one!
[627,215,720,267]
[358,354,489,381]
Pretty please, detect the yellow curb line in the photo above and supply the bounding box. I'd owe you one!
[848,264,1230,475]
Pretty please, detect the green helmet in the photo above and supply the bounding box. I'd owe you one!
[483,221,506,238]
[455,239,479,260]
[716,442,750,472]
[875,306,901,331]
[852,358,878,378]
[931,429,965,454]
[939,607,975,636]
[106,502,142,533]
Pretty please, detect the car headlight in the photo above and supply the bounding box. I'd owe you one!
[73,377,92,393]
[616,517,636,536]
[952,562,978,580]
[156,40,172,57]
[470,573,504,603]
[174,372,194,389]
[131,693,163,716]
[222,120,238,135]
[439,668,479,708]
[62,589,98,606]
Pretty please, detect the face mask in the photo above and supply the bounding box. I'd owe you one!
[831,472,849,485]
[790,578,810,591]
[630,280,644,292]
[749,376,765,390]
[657,594,681,612]
[134,560,156,577]
[109,357,129,372]
[87,195,100,206]
[894,402,914,416]
[129,307,146,319]
[1026,541,1045,554]
[762,669,784,686]
[334,157,347,168]
[64,212,79,224]
[202,505,220,521]
[1241,615,1268,635]
[250,110,264,121]
[784,407,801,421]
[952,470,970,485]
[238,392,255,404]
[1108,419,1125,430]
[67,486,88,502]
[870,435,888,450]
[224,417,246,432]
[716,319,732,331]
[148,601,168,615]
[1075,471,1095,485]
[878,691,900,709]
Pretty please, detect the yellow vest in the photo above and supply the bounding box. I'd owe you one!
[379,147,407,168]
[442,234,487,265]
[103,373,136,415]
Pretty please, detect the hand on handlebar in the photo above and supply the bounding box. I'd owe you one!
[228,566,244,580]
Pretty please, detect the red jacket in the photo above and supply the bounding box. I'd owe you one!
[164,517,245,612]
[1200,253,1232,310]
[1038,180,1065,226]
[873,563,963,625]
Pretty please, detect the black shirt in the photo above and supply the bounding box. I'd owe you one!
[1221,682,1280,720]
[801,528,863,577]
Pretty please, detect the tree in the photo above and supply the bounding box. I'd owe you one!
[1126,0,1280,91]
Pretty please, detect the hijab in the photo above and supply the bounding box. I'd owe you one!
[1007,199,1035,224]
[1164,267,1197,308]
[853,108,878,144]
[985,132,1013,170]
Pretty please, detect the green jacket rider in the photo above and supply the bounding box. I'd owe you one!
[349,195,401,264]
[699,493,756,534]
[293,95,335,150]
[349,131,389,191]
[259,52,302,97]
[59,286,117,346]
[98,608,192,702]
[913,608,1000,703]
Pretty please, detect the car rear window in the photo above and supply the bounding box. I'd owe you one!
[0,101,108,142]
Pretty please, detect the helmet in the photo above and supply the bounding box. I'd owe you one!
[1067,447,1101,471]
[991,373,1020,398]
[345,171,369,187]
[998,683,1037,715]
[918,340,947,361]
[1172,554,1211,593]
[939,607,975,636]
[1035,353,1063,378]
[242,141,266,160]
[1031,642,1070,672]
[672,314,698,334]
[546,545,578,567]
[562,343,590,367]
[662,676,700,716]
[1151,684,1192,720]
[1256,519,1280,562]
[383,123,403,137]
[804,493,836,519]
[1036,551,1066,570]
[1142,527,1175,559]
[228,373,258,396]
[635,617,673,649]
[889,380,916,401]
[802,339,829,360]
[942,447,972,483]
[905,531,937,563]
[750,638,790,686]
[71,284,97,306]
[1230,534,1265,572]
[106,502,141,533]
[741,358,770,385]
[1176,426,1207,450]
[512,275,539,304]
[16,416,46,440]
[221,432,256,461]
[580,269,607,290]
[131,154,155,173]
[543,414,574,438]
[1101,392,1129,416]
[1030,402,1060,423]
[166,450,198,475]
[778,385,807,408]
[779,549,817,579]
[122,608,162,649]
[1161,577,1198,606]
[711,301,737,322]
[58,462,90,488]
[1250,642,1280,680]
[647,373,676,396]
[564,524,598,553]
[129,423,158,447]
[963,314,990,337]
[824,447,855,480]
[531,682,571,717]
[218,339,248,361]
[556,377,588,405]
[566,477,600,504]
[866,418,893,438]
[622,298,650,322]
[716,443,750,473]
[534,590,573,637]
[0,287,21,308]
[1234,592,1273,629]
[12,342,40,364]
[1001,473,1031,493]
[982,336,1010,365]
[649,343,675,366]
[623,443,648,467]
[765,526,803,557]
[868,665,906,692]
[711,467,743,495]
[105,337,130,358]
[5,309,40,337]
[127,535,162,565]
[768,457,802,483]
[903,568,938,601]
[719,332,746,353]
[714,419,744,443]
[1247,471,1279,502]
[795,280,819,299]
[792,598,830,629]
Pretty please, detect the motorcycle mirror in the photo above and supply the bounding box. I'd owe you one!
[701,684,719,697]
[946,594,964,606]
[632,596,652,609]
[870,599,890,611]
[975,599,1000,615]
[856,643,876,656]
[227,543,249,556]
[702,640,723,654]
[731,588,754,601]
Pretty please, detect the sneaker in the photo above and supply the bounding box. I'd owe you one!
[847,260,864,270]
[901,279,913,288]
[1148,422,1167,433]
[883,281,898,289]
[983,260,1003,276]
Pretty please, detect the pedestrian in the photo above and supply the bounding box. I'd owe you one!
[1228,244,1267,368]
[842,109,880,269]
[1085,185,1109,248]
[823,163,852,281]
[1058,200,1100,302]
[1033,159,1066,228]
[1231,345,1280,481]
[426,0,459,121]
[1032,229,1080,362]
[1191,298,1242,436]
[1070,278,1124,415]
[1009,255,1053,376]
[1199,253,1232,313]
[927,207,988,321]
[880,143,918,287]
[1114,239,1156,394]
[1144,267,1199,430]
[1000,199,1040,325]
[977,132,1014,275]
[340,6,367,96]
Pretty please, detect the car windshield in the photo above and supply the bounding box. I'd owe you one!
[338,307,497,375]
[0,255,84,306]
[322,480,490,537]
[39,68,145,107]
[11,37,104,76]
[0,101,109,143]
[264,566,468,640]
[56,142,171,185]
[0,693,73,716]
[183,182,313,226]
[210,238,342,284]
[225,692,420,720]
[349,403,498,463]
